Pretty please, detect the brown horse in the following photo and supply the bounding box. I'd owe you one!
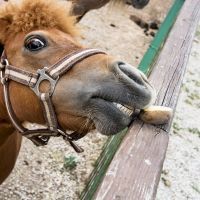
[0,0,155,184]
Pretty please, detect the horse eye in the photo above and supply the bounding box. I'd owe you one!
[25,37,46,51]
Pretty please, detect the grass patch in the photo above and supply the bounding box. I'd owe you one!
[64,155,78,170]
[188,128,200,137]
[172,122,182,134]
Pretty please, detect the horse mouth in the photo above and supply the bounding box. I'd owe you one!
[86,97,138,135]
[113,103,134,117]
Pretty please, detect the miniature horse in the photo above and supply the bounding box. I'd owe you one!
[0,0,155,184]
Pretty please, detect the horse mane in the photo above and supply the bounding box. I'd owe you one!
[0,0,78,43]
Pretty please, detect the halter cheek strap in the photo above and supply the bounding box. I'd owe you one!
[0,49,106,152]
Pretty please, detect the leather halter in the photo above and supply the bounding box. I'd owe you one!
[0,48,106,152]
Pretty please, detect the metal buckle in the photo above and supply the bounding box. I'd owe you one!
[0,59,8,70]
[0,59,9,84]
[31,67,59,97]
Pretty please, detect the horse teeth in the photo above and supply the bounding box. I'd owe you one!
[113,103,133,116]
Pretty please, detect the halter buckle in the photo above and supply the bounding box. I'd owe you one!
[31,67,59,97]
[0,59,8,70]
[0,59,9,84]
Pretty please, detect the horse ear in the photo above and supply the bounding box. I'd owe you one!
[0,16,12,44]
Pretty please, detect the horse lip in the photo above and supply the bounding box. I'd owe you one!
[87,98,132,135]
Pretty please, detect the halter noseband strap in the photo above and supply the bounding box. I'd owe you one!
[0,49,106,152]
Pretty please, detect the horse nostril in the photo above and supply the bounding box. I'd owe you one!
[118,62,145,86]
[132,0,150,9]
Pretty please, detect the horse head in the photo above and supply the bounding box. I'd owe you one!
[0,0,155,138]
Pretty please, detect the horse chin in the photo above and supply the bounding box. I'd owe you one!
[86,99,135,136]
[96,104,134,135]
[56,113,94,135]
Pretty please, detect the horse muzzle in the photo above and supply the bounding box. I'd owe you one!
[85,61,156,135]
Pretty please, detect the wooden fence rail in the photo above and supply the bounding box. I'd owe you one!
[81,0,200,199]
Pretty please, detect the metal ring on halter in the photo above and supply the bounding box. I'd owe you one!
[0,58,9,67]
[31,67,59,97]
[0,59,9,84]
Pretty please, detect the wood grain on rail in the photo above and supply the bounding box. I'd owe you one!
[93,1,200,199]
